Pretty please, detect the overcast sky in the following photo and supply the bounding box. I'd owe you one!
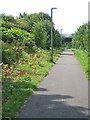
[0,0,89,34]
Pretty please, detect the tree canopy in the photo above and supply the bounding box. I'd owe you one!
[72,23,88,51]
[1,12,61,64]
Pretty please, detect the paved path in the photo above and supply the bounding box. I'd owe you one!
[16,49,88,118]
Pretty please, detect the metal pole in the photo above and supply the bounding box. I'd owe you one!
[50,8,57,62]
[50,8,53,61]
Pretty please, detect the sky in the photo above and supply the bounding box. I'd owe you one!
[0,0,89,34]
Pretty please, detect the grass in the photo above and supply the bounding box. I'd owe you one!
[72,48,89,79]
[3,75,42,118]
[2,48,62,118]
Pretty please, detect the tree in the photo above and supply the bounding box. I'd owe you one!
[72,23,88,51]
[32,21,47,49]
[53,29,61,48]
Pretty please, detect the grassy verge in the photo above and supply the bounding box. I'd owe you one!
[2,48,62,118]
[72,49,89,79]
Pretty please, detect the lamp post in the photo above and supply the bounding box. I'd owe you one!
[50,7,57,62]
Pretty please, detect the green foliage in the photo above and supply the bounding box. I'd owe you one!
[2,27,30,44]
[1,21,14,29]
[2,42,20,65]
[1,13,61,50]
[2,48,61,118]
[72,49,88,79]
[0,14,15,22]
[72,23,89,80]
[32,21,48,49]
[18,12,60,49]
[88,22,90,80]
[53,29,61,47]
[72,23,88,51]
[15,18,30,31]
[23,12,51,30]
[1,12,62,118]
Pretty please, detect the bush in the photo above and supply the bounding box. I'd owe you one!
[72,23,88,51]
[2,42,20,65]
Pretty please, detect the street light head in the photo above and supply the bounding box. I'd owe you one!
[60,28,63,31]
[51,7,57,10]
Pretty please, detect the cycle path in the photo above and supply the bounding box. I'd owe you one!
[16,49,88,118]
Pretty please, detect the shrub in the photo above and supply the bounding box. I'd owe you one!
[2,42,20,65]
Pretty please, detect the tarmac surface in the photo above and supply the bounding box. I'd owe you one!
[16,49,88,118]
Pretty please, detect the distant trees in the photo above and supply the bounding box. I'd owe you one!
[72,23,88,51]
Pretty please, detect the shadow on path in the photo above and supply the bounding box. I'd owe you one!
[16,89,88,118]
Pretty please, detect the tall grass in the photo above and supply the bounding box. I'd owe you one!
[72,49,89,79]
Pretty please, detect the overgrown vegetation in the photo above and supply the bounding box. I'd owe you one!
[2,49,61,118]
[72,49,88,77]
[1,12,63,118]
[72,23,89,80]
[72,23,88,51]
